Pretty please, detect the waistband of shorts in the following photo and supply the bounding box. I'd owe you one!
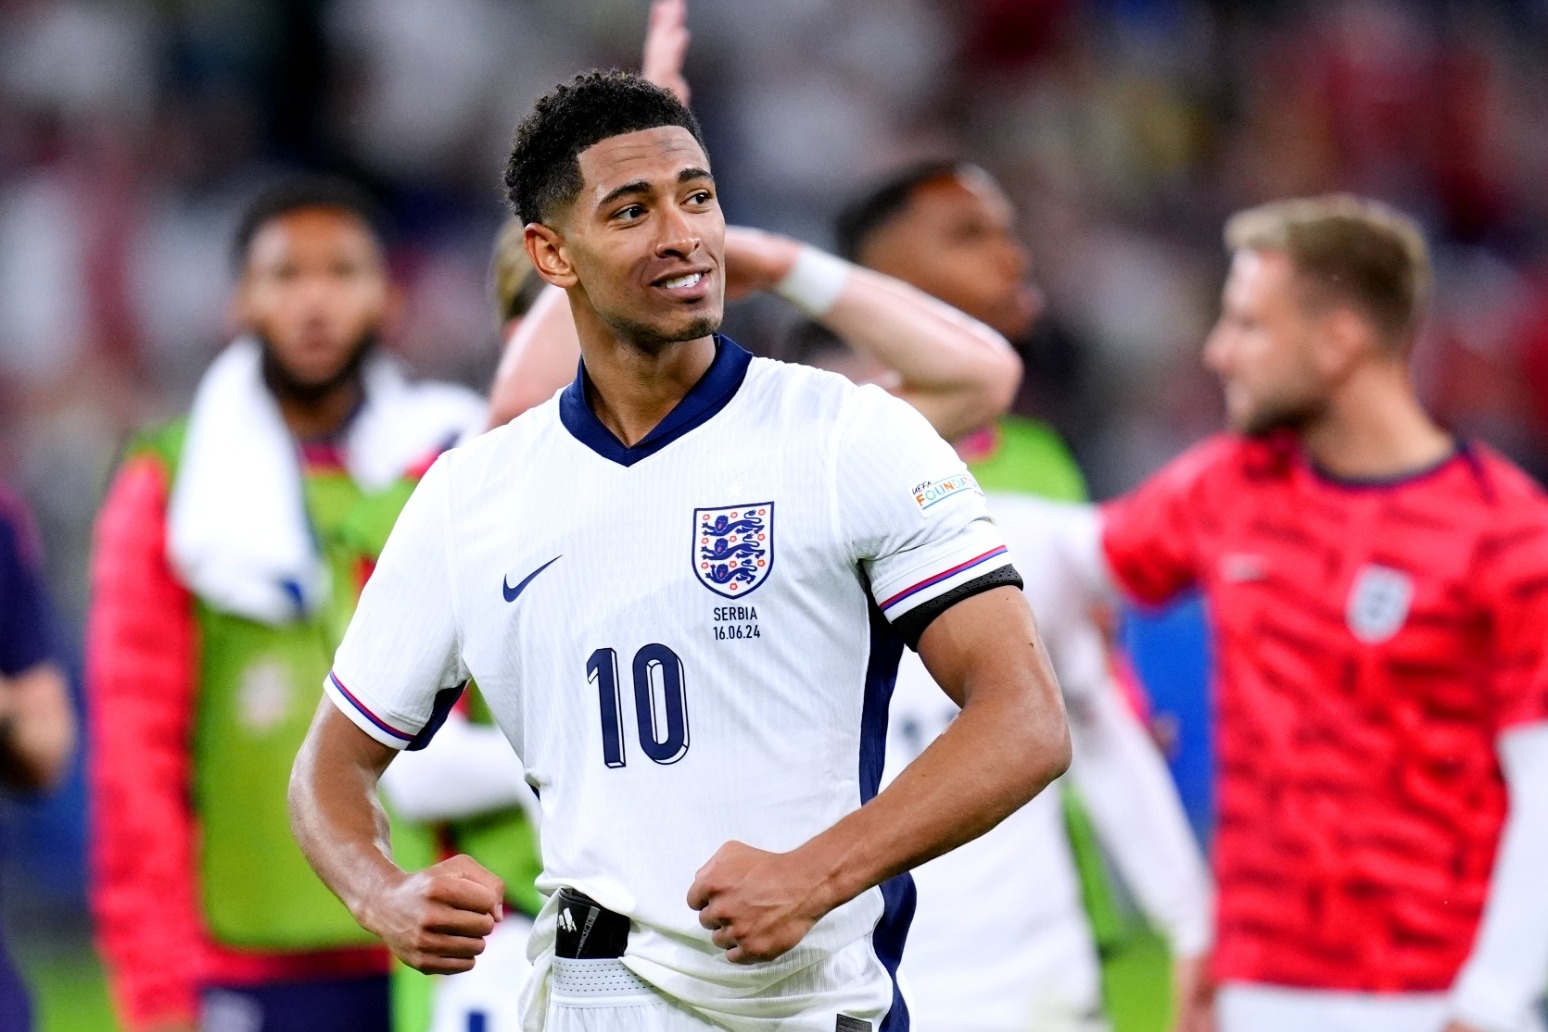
[551,956,655,998]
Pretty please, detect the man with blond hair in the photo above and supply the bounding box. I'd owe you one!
[1032,195,1548,1032]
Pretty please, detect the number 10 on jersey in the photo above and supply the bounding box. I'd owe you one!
[587,644,690,768]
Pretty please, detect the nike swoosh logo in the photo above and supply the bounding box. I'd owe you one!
[502,555,562,603]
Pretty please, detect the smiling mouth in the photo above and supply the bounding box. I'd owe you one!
[657,271,705,290]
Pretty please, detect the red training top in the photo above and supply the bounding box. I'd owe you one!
[1101,433,1548,992]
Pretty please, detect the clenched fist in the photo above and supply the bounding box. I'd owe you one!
[686,840,829,964]
[362,853,505,974]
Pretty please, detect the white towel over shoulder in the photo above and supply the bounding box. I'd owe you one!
[166,338,486,625]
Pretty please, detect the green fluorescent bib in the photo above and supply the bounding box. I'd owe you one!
[135,422,383,949]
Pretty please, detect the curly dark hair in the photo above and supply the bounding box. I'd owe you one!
[232,175,388,272]
[503,70,707,227]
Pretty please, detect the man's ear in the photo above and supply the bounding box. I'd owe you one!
[1315,306,1371,378]
[526,223,578,290]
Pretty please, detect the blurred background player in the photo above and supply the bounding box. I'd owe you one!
[0,485,77,1032]
[1040,195,1548,1032]
[86,177,485,1032]
[823,160,1211,1031]
[827,160,1085,500]
[881,499,1210,1032]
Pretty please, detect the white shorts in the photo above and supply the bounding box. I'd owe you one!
[1218,982,1548,1032]
[542,958,720,1031]
[430,914,535,1032]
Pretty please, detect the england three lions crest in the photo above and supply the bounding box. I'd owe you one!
[694,503,773,599]
[1347,563,1413,644]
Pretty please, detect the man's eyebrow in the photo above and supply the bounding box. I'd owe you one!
[597,179,650,211]
[596,168,716,212]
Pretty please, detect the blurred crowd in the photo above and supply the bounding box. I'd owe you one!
[2,0,1548,942]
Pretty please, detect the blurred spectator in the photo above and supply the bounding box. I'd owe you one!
[85,177,484,1032]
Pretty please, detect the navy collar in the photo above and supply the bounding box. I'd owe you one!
[1307,438,1464,490]
[559,335,753,467]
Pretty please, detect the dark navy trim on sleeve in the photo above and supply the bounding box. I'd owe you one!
[558,335,753,467]
[857,604,913,1031]
[328,671,416,743]
[892,564,1023,650]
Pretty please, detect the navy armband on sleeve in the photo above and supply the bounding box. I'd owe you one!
[892,564,1024,650]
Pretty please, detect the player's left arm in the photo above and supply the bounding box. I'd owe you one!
[1444,721,1548,1032]
[689,587,1067,964]
[1445,514,1548,1032]
[688,387,1068,963]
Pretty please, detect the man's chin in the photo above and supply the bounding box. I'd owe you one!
[612,310,724,350]
[1235,403,1320,438]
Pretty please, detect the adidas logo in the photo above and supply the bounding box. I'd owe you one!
[558,907,577,933]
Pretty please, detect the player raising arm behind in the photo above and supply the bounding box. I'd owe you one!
[292,71,1068,1032]
[487,224,1023,439]
[484,1,1021,437]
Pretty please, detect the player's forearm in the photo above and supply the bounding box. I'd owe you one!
[1448,722,1548,1031]
[815,264,1021,440]
[798,598,1069,915]
[0,661,75,792]
[486,285,581,428]
[1068,682,1212,957]
[289,702,407,933]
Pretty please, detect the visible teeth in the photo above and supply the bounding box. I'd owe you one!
[662,272,703,289]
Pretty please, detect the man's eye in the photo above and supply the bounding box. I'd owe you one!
[688,190,713,205]
[615,204,646,221]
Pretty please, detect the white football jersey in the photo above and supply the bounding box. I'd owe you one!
[885,494,1114,1031]
[327,340,1016,1032]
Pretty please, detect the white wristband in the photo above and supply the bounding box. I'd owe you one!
[773,245,852,318]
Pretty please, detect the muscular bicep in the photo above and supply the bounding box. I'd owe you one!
[914,585,1063,719]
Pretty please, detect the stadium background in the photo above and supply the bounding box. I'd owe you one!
[1,0,1546,1028]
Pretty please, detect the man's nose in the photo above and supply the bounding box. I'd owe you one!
[654,208,700,259]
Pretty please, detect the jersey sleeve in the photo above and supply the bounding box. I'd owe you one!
[836,385,1018,647]
[327,456,469,750]
[1099,439,1223,607]
[1478,508,1548,733]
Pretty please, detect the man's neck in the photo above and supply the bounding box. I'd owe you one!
[1300,362,1453,480]
[273,383,362,442]
[578,327,718,447]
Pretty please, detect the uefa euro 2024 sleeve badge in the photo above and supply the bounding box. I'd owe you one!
[1346,563,1414,644]
[693,503,773,599]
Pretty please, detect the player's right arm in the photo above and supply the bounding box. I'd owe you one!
[288,458,504,974]
[290,704,503,973]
